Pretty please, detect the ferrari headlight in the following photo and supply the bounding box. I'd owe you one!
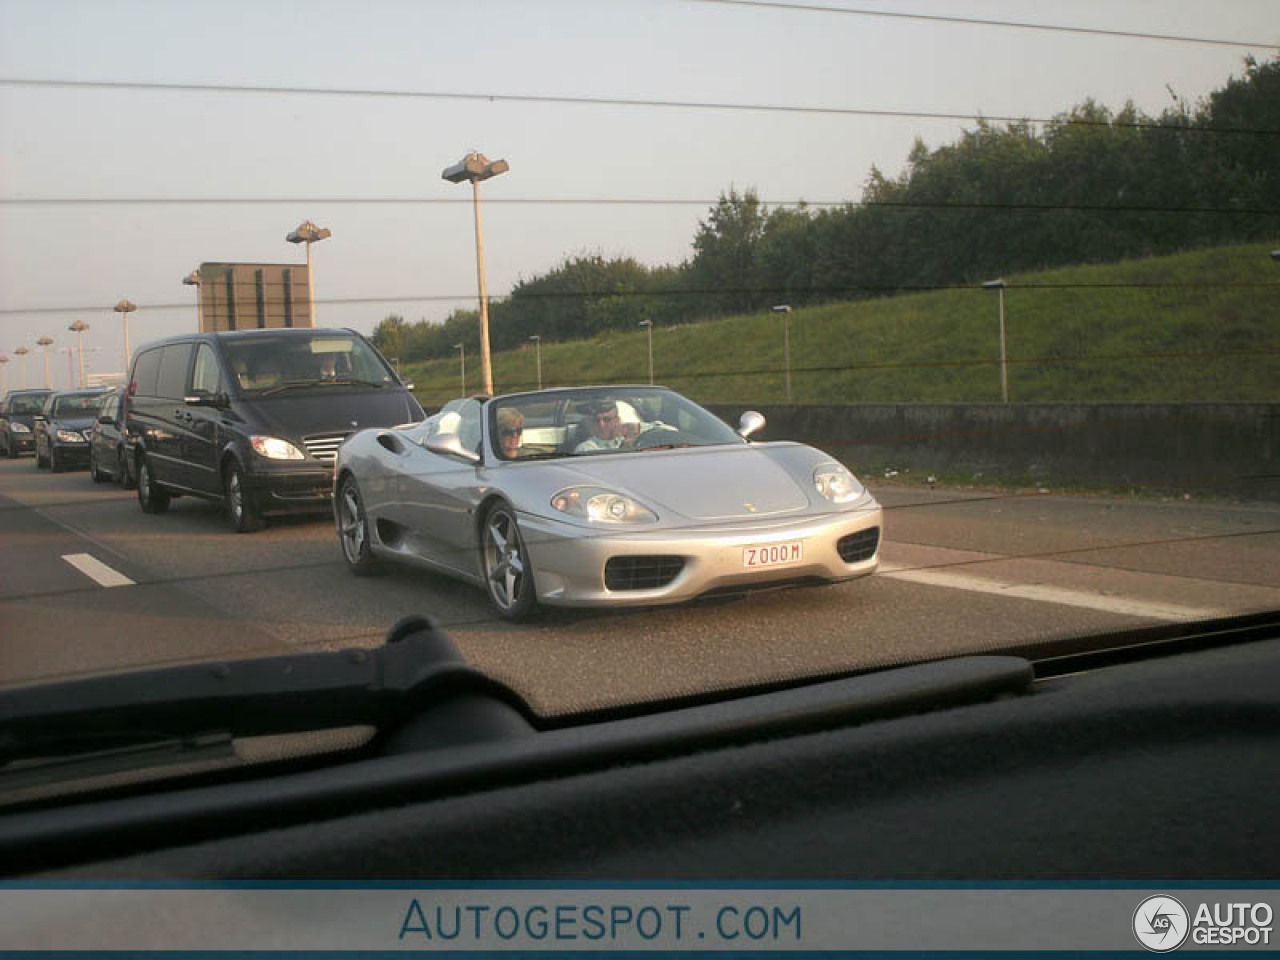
[10,422,31,434]
[813,462,863,503]
[551,486,658,524]
[56,429,87,444]
[250,435,305,460]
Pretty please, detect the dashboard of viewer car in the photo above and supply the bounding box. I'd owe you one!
[1,611,1277,878]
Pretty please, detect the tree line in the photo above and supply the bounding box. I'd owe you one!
[373,56,1279,364]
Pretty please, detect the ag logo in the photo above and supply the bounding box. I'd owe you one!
[1133,895,1190,952]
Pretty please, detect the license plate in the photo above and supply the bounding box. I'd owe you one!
[742,541,804,568]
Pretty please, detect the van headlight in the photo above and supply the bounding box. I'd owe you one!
[250,435,305,460]
[551,487,658,524]
[813,463,863,503]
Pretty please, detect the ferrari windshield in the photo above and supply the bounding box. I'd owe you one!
[488,388,744,461]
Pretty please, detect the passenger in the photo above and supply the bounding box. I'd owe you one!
[574,399,643,453]
[496,407,525,460]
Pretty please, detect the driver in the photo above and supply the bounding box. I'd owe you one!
[575,399,648,453]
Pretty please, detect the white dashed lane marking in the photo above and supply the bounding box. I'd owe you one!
[61,553,135,589]
[877,562,1230,622]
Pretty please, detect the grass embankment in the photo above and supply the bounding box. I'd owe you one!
[404,242,1280,410]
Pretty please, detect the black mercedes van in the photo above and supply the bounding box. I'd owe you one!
[126,328,423,532]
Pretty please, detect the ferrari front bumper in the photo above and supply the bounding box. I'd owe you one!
[518,495,883,608]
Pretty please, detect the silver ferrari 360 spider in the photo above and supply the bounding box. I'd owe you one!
[333,385,882,619]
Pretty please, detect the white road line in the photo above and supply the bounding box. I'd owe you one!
[877,563,1230,622]
[61,553,135,589]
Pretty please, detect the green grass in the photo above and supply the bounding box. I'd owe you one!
[404,242,1280,409]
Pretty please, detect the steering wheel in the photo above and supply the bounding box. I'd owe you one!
[632,427,698,450]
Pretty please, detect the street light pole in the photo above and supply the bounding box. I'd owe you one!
[114,299,136,372]
[454,342,466,396]
[183,269,203,330]
[442,152,509,397]
[286,221,332,327]
[638,320,654,384]
[14,347,28,388]
[983,279,1009,403]
[36,337,54,389]
[529,335,542,390]
[68,320,90,388]
[772,305,793,401]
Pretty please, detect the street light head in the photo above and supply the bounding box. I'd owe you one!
[528,334,540,342]
[442,152,510,183]
[114,299,137,314]
[68,320,90,333]
[182,270,201,286]
[982,279,1007,290]
[37,336,54,347]
[1270,250,1280,262]
[638,320,653,328]
[771,304,792,314]
[286,221,332,244]
[14,347,29,356]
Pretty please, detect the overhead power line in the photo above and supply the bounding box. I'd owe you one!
[689,0,1279,50]
[4,281,1280,317]
[1,77,1276,137]
[3,196,1279,217]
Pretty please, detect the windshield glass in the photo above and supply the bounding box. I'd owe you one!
[224,334,396,394]
[50,394,104,418]
[489,388,743,460]
[5,394,48,415]
[0,2,1278,810]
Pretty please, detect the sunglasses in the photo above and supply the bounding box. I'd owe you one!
[499,427,523,438]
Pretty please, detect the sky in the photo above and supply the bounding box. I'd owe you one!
[0,0,1277,386]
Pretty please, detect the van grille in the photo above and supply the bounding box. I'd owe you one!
[302,432,350,463]
[605,556,685,591]
[837,527,880,563]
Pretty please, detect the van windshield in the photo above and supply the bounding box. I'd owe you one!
[223,335,397,394]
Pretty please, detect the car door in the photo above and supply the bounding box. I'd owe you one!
[182,343,226,496]
[90,392,114,472]
[396,399,487,576]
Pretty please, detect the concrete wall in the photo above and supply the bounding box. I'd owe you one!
[706,403,1280,498]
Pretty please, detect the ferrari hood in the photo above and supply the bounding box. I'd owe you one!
[558,445,811,520]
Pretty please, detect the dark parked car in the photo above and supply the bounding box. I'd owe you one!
[33,389,110,472]
[127,327,423,532]
[0,388,53,458]
[88,387,135,488]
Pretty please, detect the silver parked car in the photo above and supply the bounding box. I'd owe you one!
[333,386,883,619]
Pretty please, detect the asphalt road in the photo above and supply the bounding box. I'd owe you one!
[3,455,1279,717]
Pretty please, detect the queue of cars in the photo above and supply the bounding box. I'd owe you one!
[2,326,883,617]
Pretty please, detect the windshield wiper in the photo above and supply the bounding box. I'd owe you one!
[0,616,535,772]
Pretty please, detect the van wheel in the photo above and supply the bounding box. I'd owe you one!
[136,455,171,514]
[224,461,264,533]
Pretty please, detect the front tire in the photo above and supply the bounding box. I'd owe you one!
[224,461,264,533]
[136,455,171,514]
[481,503,537,620]
[336,475,381,575]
